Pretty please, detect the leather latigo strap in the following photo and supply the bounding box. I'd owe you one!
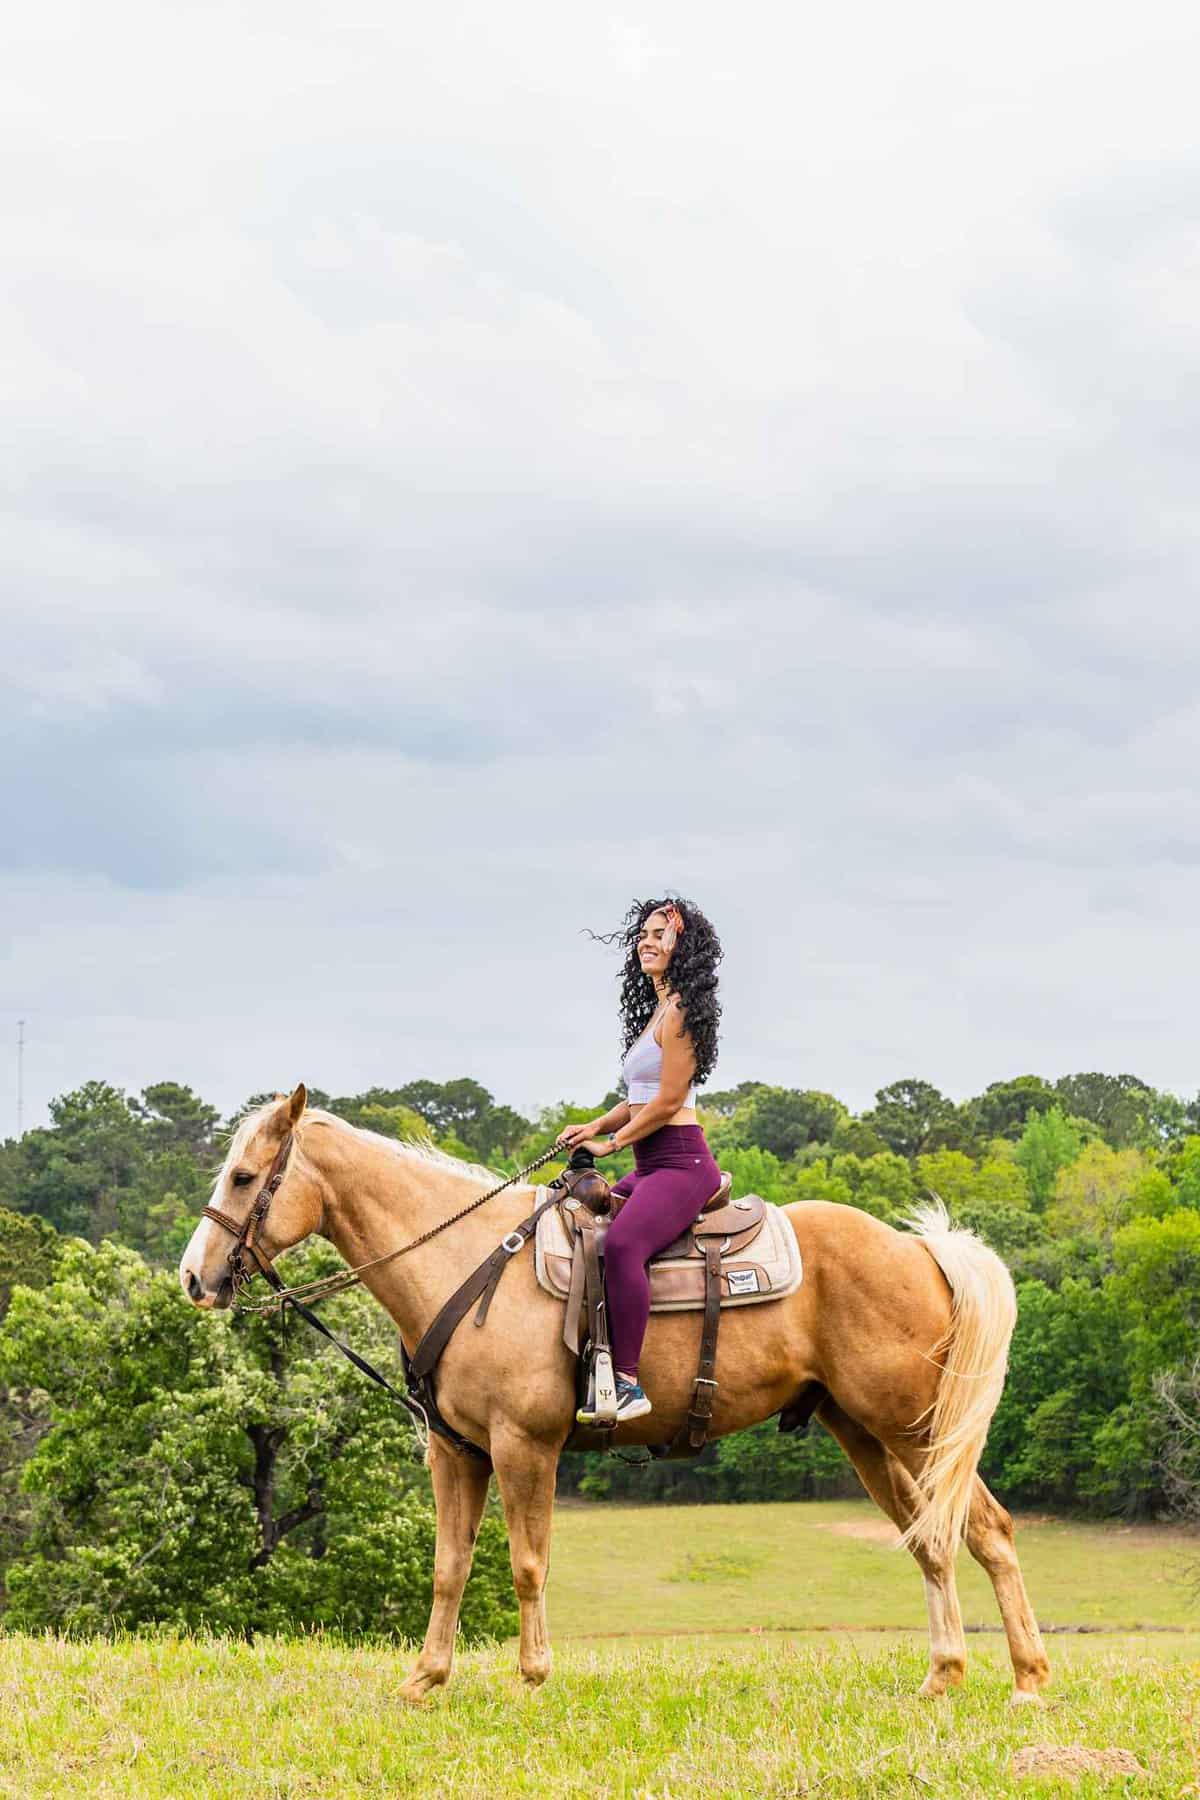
[651,1238,724,1460]
[578,1216,611,1358]
[685,1240,723,1448]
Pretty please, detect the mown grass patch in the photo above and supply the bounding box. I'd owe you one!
[550,1499,1199,1635]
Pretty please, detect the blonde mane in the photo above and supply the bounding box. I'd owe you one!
[217,1100,504,1189]
[305,1108,502,1186]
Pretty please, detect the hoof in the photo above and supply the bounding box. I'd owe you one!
[1010,1687,1046,1707]
[519,1660,551,1688]
[398,1668,448,1704]
[919,1666,964,1699]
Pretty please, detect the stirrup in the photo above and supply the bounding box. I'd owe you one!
[575,1348,618,1425]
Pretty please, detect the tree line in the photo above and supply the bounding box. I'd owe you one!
[0,1066,1197,1636]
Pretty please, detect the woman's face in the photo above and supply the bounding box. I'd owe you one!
[637,909,674,980]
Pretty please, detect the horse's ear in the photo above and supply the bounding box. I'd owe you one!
[287,1083,307,1125]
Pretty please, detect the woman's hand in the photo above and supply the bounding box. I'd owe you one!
[555,1119,606,1150]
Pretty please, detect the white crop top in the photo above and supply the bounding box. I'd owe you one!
[621,1009,698,1107]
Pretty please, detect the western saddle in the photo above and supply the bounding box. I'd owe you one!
[401,1149,801,1467]
[546,1156,760,1458]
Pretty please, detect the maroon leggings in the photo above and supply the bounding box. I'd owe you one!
[604,1124,721,1378]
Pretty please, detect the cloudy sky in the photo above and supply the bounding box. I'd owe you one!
[5,2,1200,1133]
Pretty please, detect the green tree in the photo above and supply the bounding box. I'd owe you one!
[718,1146,793,1208]
[700,1082,767,1118]
[862,1080,960,1160]
[326,1097,429,1143]
[829,1117,890,1158]
[1165,1137,1200,1211]
[830,1151,915,1222]
[379,1080,531,1161]
[0,1210,63,1576]
[1145,1088,1193,1149]
[1046,1143,1149,1245]
[1087,1212,1200,1512]
[1110,1212,1200,1397]
[786,1164,854,1207]
[1053,1072,1154,1148]
[984,1278,1128,1507]
[131,1083,220,1157]
[0,1209,60,1317]
[739,1089,847,1159]
[914,1150,977,1211]
[912,1149,1035,1253]
[1,1082,148,1239]
[1014,1106,1084,1210]
[119,1146,213,1266]
[0,1240,517,1641]
[968,1076,1057,1144]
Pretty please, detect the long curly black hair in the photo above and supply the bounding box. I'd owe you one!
[589,895,723,1088]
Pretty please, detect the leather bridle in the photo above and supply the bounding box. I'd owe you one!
[202,1130,295,1294]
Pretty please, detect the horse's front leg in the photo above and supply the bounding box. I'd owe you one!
[491,1426,559,1687]
[399,1435,493,1703]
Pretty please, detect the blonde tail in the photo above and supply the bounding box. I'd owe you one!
[900,1201,1017,1562]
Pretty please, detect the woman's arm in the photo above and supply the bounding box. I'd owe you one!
[593,1100,632,1135]
[611,1003,696,1151]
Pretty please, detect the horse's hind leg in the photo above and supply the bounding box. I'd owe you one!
[399,1435,493,1703]
[817,1400,967,1697]
[491,1427,558,1687]
[965,1477,1051,1702]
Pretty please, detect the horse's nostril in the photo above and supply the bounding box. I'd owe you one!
[186,1270,204,1302]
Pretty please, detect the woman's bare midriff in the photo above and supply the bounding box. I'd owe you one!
[629,1101,698,1129]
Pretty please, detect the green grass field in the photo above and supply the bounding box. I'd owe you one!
[550,1498,1200,1636]
[1,1500,1197,1798]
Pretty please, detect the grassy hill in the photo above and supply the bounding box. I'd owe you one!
[1,1500,1196,1798]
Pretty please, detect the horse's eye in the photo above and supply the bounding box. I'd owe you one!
[231,1171,254,1188]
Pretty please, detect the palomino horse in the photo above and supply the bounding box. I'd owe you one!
[180,1086,1050,1704]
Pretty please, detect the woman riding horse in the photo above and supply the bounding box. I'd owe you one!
[179,914,1050,1701]
[557,895,723,1426]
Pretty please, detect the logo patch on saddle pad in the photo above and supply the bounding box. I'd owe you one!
[726,1267,760,1296]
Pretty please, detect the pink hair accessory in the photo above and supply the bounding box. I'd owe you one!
[660,902,685,955]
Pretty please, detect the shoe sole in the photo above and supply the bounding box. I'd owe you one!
[575,1398,654,1425]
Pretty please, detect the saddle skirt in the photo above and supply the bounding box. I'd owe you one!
[533,1182,803,1356]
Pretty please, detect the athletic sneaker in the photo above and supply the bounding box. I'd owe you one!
[614,1375,652,1422]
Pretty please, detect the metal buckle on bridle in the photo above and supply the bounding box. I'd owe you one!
[501,1230,525,1255]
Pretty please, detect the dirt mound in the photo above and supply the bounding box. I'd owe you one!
[821,1519,902,1546]
[1011,1746,1147,1783]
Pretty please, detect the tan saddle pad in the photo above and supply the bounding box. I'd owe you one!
[534,1187,803,1353]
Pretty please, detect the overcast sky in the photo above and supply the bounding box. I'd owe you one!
[6,2,1200,1134]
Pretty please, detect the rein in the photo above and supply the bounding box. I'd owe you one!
[205,1132,571,1313]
